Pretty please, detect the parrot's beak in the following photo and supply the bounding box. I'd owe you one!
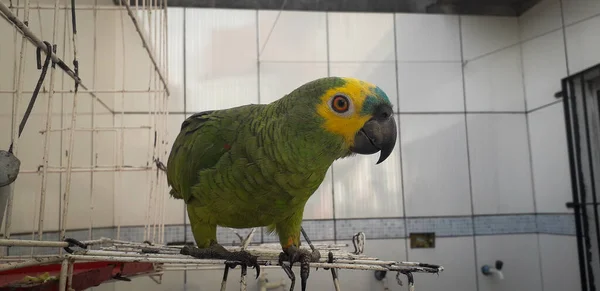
[350,104,397,164]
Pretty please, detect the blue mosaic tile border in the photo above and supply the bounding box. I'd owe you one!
[4,214,576,255]
[407,216,474,237]
[474,214,537,235]
[263,220,335,243]
[537,213,576,235]
[335,218,405,240]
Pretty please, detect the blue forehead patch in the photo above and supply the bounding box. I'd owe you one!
[373,86,390,103]
[360,86,392,115]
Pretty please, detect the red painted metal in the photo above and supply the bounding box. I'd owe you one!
[0,261,157,291]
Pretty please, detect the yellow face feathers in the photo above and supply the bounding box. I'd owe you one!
[316,77,392,145]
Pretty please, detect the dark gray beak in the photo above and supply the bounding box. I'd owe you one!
[350,104,397,164]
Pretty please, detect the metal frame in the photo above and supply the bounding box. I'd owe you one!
[0,0,170,243]
[562,63,600,291]
[0,1,446,290]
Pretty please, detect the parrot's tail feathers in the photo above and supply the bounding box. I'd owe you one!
[265,224,277,235]
[169,188,184,199]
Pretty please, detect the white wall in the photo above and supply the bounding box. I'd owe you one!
[520,0,600,291]
[1,0,593,290]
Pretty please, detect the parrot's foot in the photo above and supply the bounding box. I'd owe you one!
[278,246,321,291]
[180,244,260,278]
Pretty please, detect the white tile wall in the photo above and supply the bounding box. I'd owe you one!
[0,14,19,91]
[13,114,62,174]
[58,111,115,229]
[113,271,184,291]
[397,62,464,112]
[461,16,519,61]
[303,168,334,220]
[114,114,184,226]
[0,95,13,155]
[113,10,154,96]
[328,12,395,62]
[259,62,328,104]
[185,8,258,112]
[467,114,534,214]
[90,171,115,228]
[185,261,335,290]
[8,173,61,233]
[61,172,94,230]
[561,0,600,26]
[333,114,403,218]
[74,10,114,107]
[407,237,477,291]
[337,239,407,291]
[538,234,581,291]
[13,9,67,91]
[475,234,542,291]
[258,11,327,62]
[329,62,399,110]
[518,0,562,41]
[4,5,586,291]
[565,15,600,74]
[528,102,573,213]
[114,170,151,227]
[522,30,567,110]
[93,10,119,111]
[401,114,471,217]
[166,8,185,112]
[464,46,525,112]
[62,112,92,168]
[395,14,461,62]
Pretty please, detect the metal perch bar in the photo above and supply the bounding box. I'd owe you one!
[20,166,153,174]
[0,238,444,274]
[0,238,109,247]
[0,236,442,291]
[7,4,141,10]
[0,89,168,93]
[40,126,152,133]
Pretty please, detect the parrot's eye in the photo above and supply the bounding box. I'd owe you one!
[331,95,350,113]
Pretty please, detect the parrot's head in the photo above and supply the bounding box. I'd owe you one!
[283,77,397,165]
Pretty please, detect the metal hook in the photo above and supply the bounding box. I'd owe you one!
[352,232,365,255]
[63,238,88,254]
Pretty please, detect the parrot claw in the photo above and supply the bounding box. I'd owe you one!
[180,245,260,279]
[278,246,321,291]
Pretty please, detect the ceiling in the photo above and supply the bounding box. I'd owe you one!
[118,0,542,16]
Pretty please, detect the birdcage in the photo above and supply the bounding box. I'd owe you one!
[0,1,443,290]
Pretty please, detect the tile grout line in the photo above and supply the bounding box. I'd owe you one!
[323,11,337,242]
[124,110,534,115]
[527,99,563,114]
[518,12,546,291]
[559,0,571,76]
[182,8,188,286]
[459,15,481,291]
[392,12,410,261]
[255,8,265,245]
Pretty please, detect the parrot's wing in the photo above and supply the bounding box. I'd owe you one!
[166,110,236,203]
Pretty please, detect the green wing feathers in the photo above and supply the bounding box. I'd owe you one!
[167,110,234,202]
[166,105,264,203]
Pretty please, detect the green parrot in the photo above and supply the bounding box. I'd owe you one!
[166,76,397,290]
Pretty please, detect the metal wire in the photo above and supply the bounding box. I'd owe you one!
[1,0,169,257]
[0,234,443,291]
